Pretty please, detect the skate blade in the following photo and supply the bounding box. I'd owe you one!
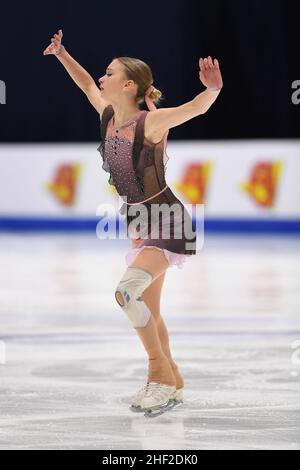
[173,398,183,405]
[144,399,181,418]
[131,399,183,414]
[129,405,145,413]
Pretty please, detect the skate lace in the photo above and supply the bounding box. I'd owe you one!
[135,383,151,395]
[144,382,171,398]
[141,383,151,393]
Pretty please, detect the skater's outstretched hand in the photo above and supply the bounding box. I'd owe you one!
[43,29,64,56]
[199,56,223,91]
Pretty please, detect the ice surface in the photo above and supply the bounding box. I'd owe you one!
[0,233,299,450]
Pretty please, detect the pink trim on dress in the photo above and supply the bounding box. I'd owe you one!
[125,246,188,270]
[123,184,169,205]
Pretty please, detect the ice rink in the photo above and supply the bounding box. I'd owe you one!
[0,233,299,450]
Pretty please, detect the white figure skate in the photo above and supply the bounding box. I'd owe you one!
[130,383,184,413]
[130,383,151,412]
[140,382,183,418]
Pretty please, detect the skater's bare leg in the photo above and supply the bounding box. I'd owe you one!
[128,248,176,387]
[141,271,184,390]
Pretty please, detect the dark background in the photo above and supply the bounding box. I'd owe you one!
[0,0,299,142]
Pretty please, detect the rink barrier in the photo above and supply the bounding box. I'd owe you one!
[0,216,299,234]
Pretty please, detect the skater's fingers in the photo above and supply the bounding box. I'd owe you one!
[207,56,214,68]
[44,43,54,55]
[199,58,205,71]
[43,46,51,55]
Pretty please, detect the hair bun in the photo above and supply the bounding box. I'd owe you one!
[145,85,155,97]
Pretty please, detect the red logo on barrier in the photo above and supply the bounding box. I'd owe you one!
[47,164,81,206]
[175,162,211,204]
[241,161,282,207]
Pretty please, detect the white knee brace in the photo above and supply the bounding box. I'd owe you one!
[115,267,154,328]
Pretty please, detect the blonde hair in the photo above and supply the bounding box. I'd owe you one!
[114,56,164,107]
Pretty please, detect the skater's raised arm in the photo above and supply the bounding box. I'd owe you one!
[43,29,108,115]
[145,56,223,136]
[192,57,223,112]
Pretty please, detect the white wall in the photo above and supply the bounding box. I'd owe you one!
[0,140,299,221]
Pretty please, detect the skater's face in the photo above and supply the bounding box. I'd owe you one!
[98,60,137,101]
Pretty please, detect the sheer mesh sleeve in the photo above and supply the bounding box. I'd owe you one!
[96,105,116,187]
[97,140,116,187]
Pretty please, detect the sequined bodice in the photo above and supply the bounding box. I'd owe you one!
[99,105,170,205]
[105,111,145,203]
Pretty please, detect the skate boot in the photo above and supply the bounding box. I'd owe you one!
[130,382,184,412]
[130,383,184,412]
[172,387,184,405]
[130,383,151,412]
[140,382,178,418]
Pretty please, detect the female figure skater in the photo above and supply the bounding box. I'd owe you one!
[43,29,223,417]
